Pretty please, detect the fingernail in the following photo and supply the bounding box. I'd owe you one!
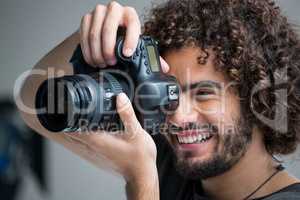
[123,48,133,57]
[118,93,130,108]
[160,57,170,73]
[118,93,128,103]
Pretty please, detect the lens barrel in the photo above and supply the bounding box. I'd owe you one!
[35,73,129,132]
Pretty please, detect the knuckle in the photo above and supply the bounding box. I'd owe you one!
[107,1,121,12]
[81,14,91,30]
[95,4,106,12]
[124,6,137,15]
[102,25,112,36]
[82,13,91,24]
[125,7,139,20]
[124,7,140,26]
[123,107,134,119]
[122,110,131,119]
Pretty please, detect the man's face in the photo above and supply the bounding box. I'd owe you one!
[164,47,252,180]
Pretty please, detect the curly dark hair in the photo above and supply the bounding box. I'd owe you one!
[143,0,300,155]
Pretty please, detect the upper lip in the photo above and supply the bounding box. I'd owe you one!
[176,130,212,137]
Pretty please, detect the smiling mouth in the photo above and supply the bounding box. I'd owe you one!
[176,131,214,144]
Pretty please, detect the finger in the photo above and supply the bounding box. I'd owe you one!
[116,93,142,133]
[101,1,123,66]
[61,134,123,175]
[89,5,107,67]
[122,6,141,57]
[66,131,131,169]
[80,13,96,66]
[67,130,121,150]
[160,56,170,73]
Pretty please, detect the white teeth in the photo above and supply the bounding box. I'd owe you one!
[177,133,213,144]
[183,137,188,144]
[187,136,191,143]
[185,137,189,143]
[198,134,202,141]
[192,135,197,142]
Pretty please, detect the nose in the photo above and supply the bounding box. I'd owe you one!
[167,93,201,127]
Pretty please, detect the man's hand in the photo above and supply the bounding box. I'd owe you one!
[66,93,157,181]
[79,1,169,72]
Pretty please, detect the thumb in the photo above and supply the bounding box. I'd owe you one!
[116,93,142,134]
[160,56,170,73]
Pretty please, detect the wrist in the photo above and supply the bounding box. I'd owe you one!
[126,161,158,184]
[125,163,159,200]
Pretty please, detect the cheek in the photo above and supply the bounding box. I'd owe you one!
[194,99,223,115]
[193,96,240,133]
[221,95,241,134]
[193,99,224,126]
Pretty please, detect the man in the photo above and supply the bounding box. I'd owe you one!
[16,0,300,199]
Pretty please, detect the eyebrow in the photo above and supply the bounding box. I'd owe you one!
[181,80,222,92]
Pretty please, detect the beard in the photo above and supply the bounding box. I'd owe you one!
[171,116,253,180]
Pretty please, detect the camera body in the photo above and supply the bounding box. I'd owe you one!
[35,36,180,134]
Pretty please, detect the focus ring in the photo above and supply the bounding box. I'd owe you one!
[104,73,123,94]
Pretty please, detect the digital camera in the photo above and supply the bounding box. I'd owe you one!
[35,36,180,134]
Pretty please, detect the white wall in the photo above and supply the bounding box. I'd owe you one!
[0,0,299,200]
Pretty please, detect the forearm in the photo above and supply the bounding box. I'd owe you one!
[17,31,79,134]
[126,165,159,200]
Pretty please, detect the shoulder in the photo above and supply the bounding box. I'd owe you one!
[262,183,300,200]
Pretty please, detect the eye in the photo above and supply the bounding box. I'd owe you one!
[196,90,214,96]
[194,88,218,101]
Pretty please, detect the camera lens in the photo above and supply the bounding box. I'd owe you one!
[35,73,130,132]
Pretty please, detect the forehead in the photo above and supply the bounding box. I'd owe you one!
[163,47,228,86]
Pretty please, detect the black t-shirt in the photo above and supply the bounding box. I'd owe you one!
[69,45,300,200]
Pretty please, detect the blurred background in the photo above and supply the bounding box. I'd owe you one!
[0,0,299,200]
